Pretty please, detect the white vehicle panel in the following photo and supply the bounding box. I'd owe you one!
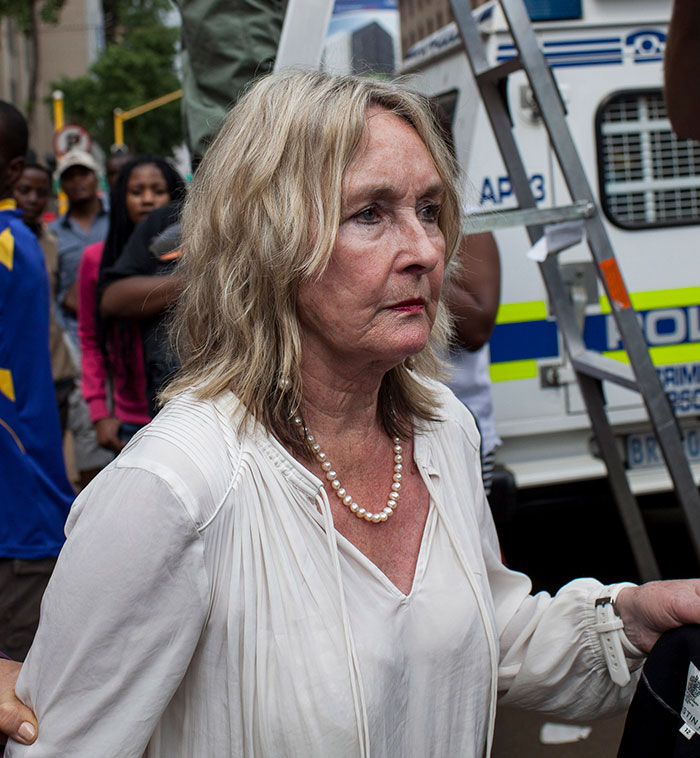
[401,0,700,492]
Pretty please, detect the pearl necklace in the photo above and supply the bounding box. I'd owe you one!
[294,416,403,523]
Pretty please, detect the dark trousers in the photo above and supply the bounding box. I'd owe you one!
[54,377,75,435]
[0,557,56,661]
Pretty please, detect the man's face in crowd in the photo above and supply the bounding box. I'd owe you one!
[106,154,130,189]
[60,165,98,205]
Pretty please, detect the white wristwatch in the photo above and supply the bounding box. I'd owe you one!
[593,583,643,687]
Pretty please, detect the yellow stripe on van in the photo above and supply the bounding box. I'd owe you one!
[600,287,700,314]
[492,346,700,384]
[603,343,700,366]
[496,301,547,324]
[602,349,629,363]
[490,359,538,382]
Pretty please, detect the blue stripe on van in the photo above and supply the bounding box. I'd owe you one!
[489,307,700,365]
[489,320,560,363]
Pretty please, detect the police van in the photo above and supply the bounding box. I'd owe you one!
[401,0,700,499]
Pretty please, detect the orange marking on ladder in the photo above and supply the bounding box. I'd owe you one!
[600,258,631,310]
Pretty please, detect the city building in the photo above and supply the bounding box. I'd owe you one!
[352,21,394,74]
[0,0,104,162]
[397,0,453,56]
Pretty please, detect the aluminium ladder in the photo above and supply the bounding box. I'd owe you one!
[448,0,700,581]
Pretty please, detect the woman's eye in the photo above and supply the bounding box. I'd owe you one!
[419,204,440,223]
[356,206,379,223]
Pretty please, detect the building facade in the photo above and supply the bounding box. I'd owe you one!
[0,0,104,162]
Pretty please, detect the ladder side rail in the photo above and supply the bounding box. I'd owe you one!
[542,248,666,577]
[535,247,668,577]
[521,227,682,573]
[449,0,542,233]
[497,0,599,206]
[576,374,661,581]
[448,0,494,76]
[572,284,700,563]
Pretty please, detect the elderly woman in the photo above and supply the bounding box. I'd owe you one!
[5,70,700,757]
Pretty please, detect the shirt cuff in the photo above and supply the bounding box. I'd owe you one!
[87,397,111,423]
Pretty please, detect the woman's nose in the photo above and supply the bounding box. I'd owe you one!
[397,216,443,274]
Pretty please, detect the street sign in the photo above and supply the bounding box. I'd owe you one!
[53,123,92,155]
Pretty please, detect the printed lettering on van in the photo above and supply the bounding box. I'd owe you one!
[480,174,545,205]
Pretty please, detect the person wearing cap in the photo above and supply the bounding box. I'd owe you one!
[49,149,108,362]
[49,149,113,487]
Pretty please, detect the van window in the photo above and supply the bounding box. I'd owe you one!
[596,89,700,230]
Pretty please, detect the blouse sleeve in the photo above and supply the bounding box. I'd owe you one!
[77,243,110,422]
[478,496,641,718]
[5,465,209,757]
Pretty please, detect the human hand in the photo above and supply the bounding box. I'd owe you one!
[95,416,126,453]
[615,580,700,653]
[62,279,79,316]
[0,659,37,746]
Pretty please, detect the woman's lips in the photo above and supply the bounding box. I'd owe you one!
[390,299,425,313]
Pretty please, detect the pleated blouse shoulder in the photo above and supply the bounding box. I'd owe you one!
[114,391,249,530]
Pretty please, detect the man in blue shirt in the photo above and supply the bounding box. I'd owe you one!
[48,149,108,362]
[0,101,75,661]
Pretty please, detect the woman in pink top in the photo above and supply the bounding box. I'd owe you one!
[78,156,184,452]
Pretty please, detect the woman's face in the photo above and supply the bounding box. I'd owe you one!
[125,164,171,225]
[13,167,51,225]
[297,108,445,379]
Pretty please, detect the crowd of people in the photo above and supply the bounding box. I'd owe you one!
[0,102,188,675]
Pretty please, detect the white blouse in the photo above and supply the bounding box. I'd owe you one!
[8,384,638,758]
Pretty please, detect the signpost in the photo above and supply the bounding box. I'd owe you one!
[52,123,92,155]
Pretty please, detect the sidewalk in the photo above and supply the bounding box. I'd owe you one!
[493,707,626,757]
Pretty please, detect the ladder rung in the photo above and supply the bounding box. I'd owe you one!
[463,201,594,234]
[571,350,638,391]
[475,56,523,82]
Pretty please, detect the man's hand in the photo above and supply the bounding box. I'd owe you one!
[94,416,126,453]
[616,580,700,653]
[62,279,79,316]
[0,659,37,746]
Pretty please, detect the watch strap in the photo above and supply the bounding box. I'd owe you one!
[593,583,640,687]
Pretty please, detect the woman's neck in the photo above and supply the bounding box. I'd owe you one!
[298,359,386,445]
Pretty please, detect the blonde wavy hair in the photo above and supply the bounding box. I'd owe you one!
[165,69,463,457]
